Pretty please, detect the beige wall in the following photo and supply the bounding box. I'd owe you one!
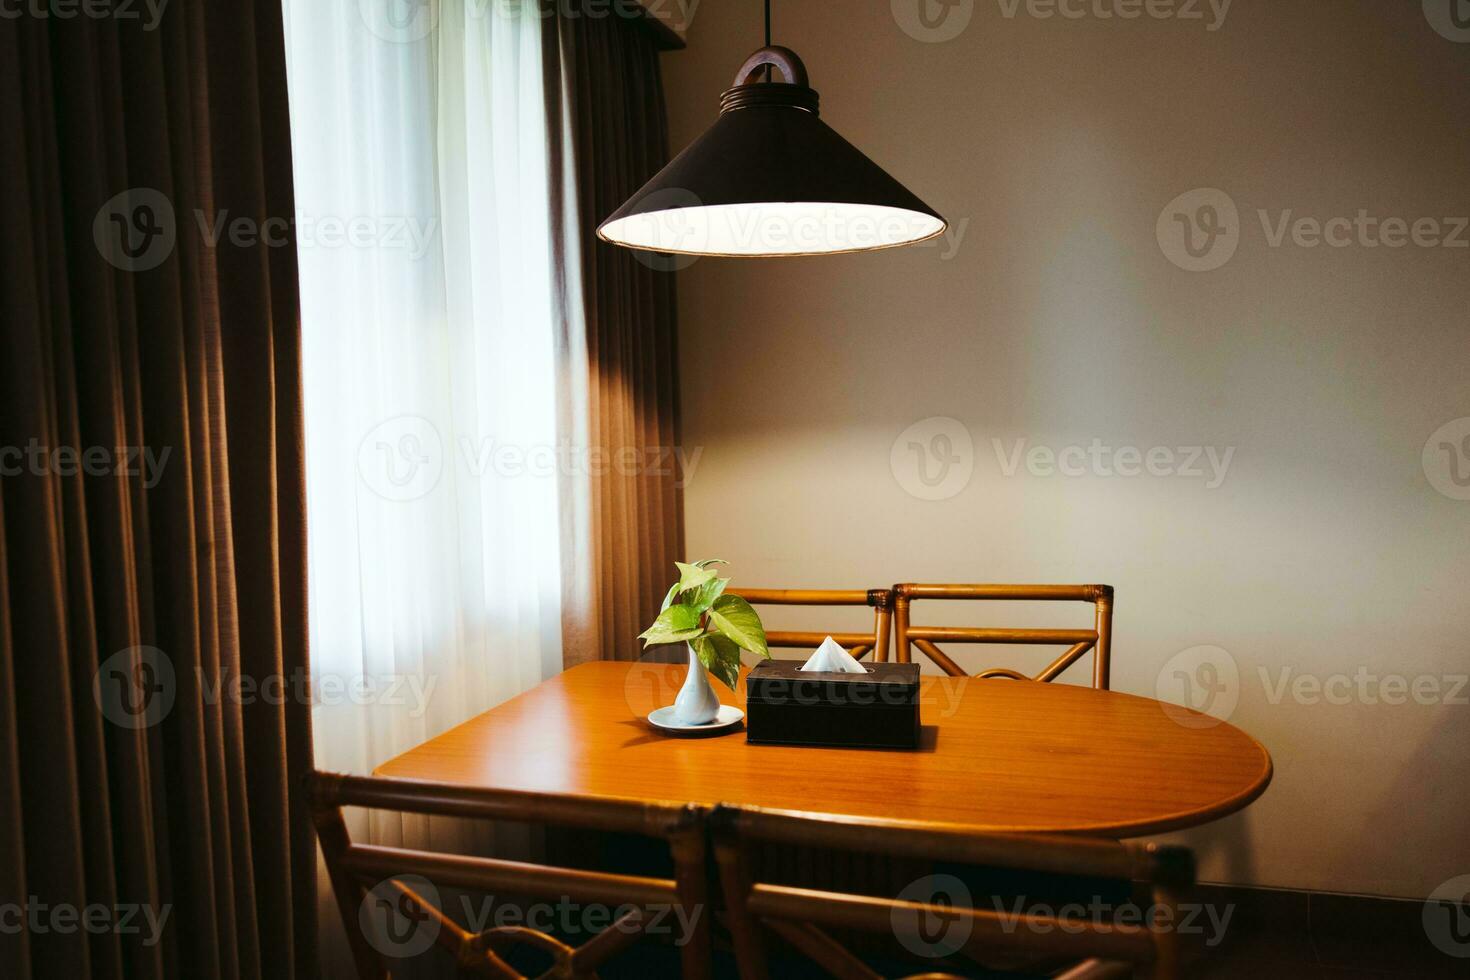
[660,0,1470,899]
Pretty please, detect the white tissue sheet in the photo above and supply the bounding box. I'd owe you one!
[798,635,867,673]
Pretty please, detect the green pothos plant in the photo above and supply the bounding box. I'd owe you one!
[638,559,769,691]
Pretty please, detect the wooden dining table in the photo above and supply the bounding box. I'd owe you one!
[375,660,1271,838]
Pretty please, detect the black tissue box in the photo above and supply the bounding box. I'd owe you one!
[745,660,921,750]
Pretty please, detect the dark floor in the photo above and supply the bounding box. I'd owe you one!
[1190,886,1467,979]
[595,888,1470,979]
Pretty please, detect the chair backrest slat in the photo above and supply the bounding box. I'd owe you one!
[894,583,1115,689]
[314,772,679,835]
[729,587,894,662]
[339,843,681,908]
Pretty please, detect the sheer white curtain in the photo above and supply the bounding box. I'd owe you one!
[283,0,563,777]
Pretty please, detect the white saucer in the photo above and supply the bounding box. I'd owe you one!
[647,704,745,736]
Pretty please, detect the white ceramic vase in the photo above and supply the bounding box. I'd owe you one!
[673,643,720,724]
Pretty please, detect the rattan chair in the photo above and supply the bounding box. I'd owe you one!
[728,588,895,661]
[711,804,1194,980]
[309,772,713,979]
[893,584,1115,689]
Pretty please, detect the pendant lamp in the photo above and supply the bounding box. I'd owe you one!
[597,4,946,258]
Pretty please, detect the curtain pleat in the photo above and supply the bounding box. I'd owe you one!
[0,3,314,978]
[551,12,685,666]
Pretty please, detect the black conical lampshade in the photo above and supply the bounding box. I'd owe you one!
[598,46,946,257]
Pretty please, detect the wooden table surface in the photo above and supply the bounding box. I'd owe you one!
[375,660,1272,838]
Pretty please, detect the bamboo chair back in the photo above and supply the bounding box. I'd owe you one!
[728,588,895,662]
[893,584,1115,689]
[711,804,1194,980]
[308,772,713,980]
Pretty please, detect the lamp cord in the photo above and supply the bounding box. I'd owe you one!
[763,0,772,81]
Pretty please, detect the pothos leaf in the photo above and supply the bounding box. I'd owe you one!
[687,576,729,616]
[706,594,768,658]
[692,632,742,691]
[673,561,717,597]
[638,604,703,646]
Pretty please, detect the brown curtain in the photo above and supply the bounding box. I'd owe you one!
[0,3,315,979]
[550,13,687,666]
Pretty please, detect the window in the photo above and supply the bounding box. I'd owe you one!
[284,0,564,773]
